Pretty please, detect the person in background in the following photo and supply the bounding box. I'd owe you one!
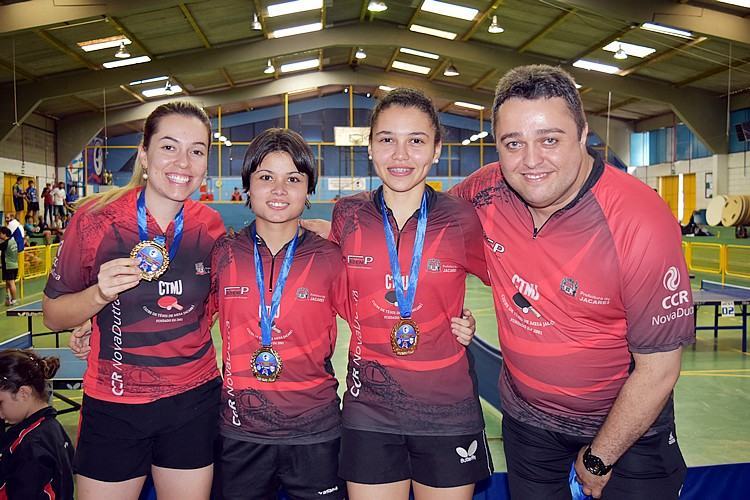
[12,177,25,220]
[0,226,19,305]
[0,349,75,499]
[67,184,79,207]
[43,184,54,226]
[4,213,25,253]
[51,182,66,219]
[26,179,40,224]
[230,187,243,202]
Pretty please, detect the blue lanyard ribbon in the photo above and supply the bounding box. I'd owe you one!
[137,189,184,261]
[252,225,299,347]
[380,191,428,319]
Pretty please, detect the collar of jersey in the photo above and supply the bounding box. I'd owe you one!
[372,183,437,220]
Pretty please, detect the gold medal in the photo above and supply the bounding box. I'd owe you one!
[252,346,283,382]
[391,318,419,355]
[131,240,170,281]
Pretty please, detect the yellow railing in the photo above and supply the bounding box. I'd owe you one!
[725,245,750,280]
[17,243,60,299]
[682,241,750,283]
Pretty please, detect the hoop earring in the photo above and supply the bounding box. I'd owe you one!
[305,198,311,209]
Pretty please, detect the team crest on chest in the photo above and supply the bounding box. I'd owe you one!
[560,277,578,297]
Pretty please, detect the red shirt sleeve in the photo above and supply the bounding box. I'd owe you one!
[457,200,490,285]
[330,249,349,321]
[613,192,695,353]
[329,201,344,245]
[44,209,95,299]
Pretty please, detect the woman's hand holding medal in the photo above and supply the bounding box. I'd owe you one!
[94,257,142,304]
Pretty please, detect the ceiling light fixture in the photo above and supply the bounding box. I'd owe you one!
[129,76,169,85]
[716,0,750,7]
[409,24,457,40]
[488,15,504,33]
[477,131,489,139]
[271,22,322,38]
[142,83,182,98]
[572,59,620,74]
[114,41,131,59]
[252,13,262,30]
[640,22,692,38]
[78,35,130,52]
[355,48,367,60]
[378,85,394,91]
[264,59,275,74]
[603,40,656,58]
[103,55,151,69]
[367,1,388,12]
[454,101,484,110]
[267,0,322,17]
[461,139,471,145]
[399,47,439,59]
[224,140,233,147]
[421,0,478,21]
[443,63,460,77]
[392,60,432,74]
[280,58,320,73]
[613,44,628,60]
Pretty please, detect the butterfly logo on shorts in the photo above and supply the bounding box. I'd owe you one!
[456,440,478,464]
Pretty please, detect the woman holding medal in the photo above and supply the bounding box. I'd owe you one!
[42,101,225,500]
[330,88,493,499]
[209,128,349,499]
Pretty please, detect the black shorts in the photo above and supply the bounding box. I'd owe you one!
[2,268,18,281]
[339,428,493,488]
[502,414,687,500]
[217,435,345,500]
[75,378,221,482]
[28,202,39,211]
[13,199,24,212]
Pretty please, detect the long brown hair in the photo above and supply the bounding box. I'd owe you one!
[79,101,212,211]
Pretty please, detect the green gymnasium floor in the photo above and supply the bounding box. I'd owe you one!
[2,269,748,472]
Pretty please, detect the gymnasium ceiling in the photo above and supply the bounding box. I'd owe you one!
[2,0,750,161]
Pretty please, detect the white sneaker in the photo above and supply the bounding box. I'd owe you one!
[9,299,18,305]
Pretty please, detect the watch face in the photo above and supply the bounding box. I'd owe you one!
[583,447,612,476]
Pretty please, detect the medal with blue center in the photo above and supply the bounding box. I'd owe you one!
[381,191,428,356]
[251,225,299,382]
[131,189,184,281]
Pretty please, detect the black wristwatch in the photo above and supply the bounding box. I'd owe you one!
[583,446,613,476]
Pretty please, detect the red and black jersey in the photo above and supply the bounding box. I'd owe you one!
[44,188,225,404]
[331,186,489,436]
[210,226,348,444]
[451,150,695,437]
[0,407,74,500]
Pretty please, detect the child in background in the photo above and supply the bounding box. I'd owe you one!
[0,227,19,306]
[0,349,75,499]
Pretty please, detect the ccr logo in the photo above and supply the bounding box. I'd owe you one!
[663,267,680,291]
[661,267,688,310]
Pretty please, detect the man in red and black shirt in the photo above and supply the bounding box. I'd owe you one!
[451,65,694,500]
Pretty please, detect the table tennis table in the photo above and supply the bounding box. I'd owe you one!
[6,299,68,347]
[693,280,750,352]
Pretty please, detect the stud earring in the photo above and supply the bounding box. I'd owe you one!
[142,170,148,180]
[368,155,372,160]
